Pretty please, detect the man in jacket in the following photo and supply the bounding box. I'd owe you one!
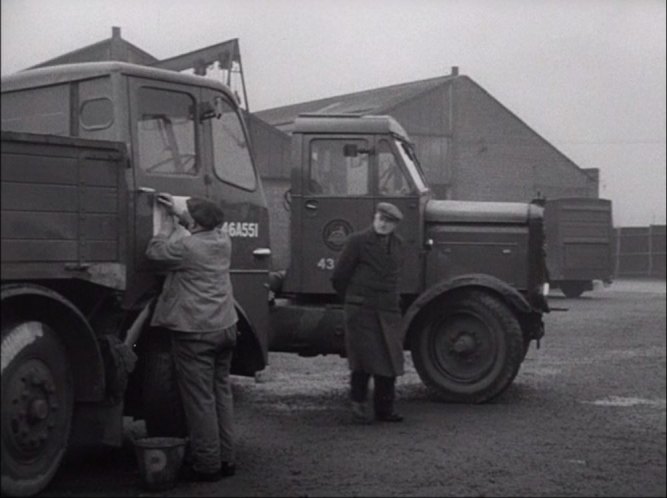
[146,193,238,481]
[331,202,406,423]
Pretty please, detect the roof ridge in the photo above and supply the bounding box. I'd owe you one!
[30,34,158,69]
[257,73,455,115]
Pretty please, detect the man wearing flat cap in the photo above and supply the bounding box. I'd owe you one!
[146,193,238,481]
[331,202,406,423]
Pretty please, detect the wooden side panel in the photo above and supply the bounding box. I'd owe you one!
[1,132,127,282]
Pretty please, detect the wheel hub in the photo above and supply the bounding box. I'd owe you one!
[5,361,58,454]
[452,333,477,356]
[431,313,496,382]
[28,399,49,422]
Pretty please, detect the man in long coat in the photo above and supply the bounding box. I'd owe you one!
[331,202,406,423]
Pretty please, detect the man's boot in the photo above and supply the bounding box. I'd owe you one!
[350,371,372,423]
[373,375,403,422]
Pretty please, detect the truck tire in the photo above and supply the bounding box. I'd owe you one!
[410,290,524,404]
[142,350,187,438]
[560,281,587,298]
[1,320,73,497]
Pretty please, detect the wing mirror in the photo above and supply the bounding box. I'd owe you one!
[198,97,225,121]
[343,144,374,157]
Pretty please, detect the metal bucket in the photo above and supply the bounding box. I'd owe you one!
[134,437,186,491]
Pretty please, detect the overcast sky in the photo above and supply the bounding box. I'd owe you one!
[2,0,665,226]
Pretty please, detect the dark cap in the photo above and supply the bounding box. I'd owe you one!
[186,197,225,230]
[376,202,403,222]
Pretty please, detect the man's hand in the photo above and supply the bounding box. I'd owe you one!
[156,193,177,216]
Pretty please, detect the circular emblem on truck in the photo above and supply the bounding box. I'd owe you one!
[323,220,353,251]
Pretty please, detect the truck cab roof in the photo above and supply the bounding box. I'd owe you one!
[1,61,236,100]
[293,113,409,139]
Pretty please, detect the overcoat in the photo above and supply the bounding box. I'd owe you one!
[331,226,405,376]
[146,228,238,332]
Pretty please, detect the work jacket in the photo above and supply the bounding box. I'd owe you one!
[331,226,404,310]
[146,228,238,333]
[331,226,405,376]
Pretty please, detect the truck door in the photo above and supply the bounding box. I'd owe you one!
[200,88,271,353]
[298,136,375,293]
[374,138,422,292]
[125,79,208,304]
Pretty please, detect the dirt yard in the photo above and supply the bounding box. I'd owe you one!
[42,279,666,497]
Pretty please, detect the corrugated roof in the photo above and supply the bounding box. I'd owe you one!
[29,28,158,69]
[255,74,456,129]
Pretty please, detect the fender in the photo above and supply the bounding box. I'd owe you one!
[231,298,267,376]
[403,273,533,332]
[1,283,106,401]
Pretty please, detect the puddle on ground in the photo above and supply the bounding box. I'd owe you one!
[582,396,666,407]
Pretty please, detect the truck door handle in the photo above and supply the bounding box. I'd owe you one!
[253,248,272,258]
[138,186,156,193]
[305,200,319,210]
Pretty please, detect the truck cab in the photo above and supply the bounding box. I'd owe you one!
[282,114,429,294]
[1,62,272,368]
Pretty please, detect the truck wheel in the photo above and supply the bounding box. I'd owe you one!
[1,320,73,497]
[142,350,187,438]
[410,290,524,404]
[560,281,586,298]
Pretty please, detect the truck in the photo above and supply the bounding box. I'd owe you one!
[544,197,614,298]
[1,62,549,496]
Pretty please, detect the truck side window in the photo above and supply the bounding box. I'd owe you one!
[80,98,113,130]
[211,98,256,190]
[377,139,410,196]
[137,88,197,175]
[309,139,369,195]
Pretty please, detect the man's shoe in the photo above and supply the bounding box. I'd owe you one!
[375,412,404,422]
[179,465,222,482]
[220,462,236,477]
[351,401,373,424]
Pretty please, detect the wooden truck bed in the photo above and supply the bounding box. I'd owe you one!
[1,131,129,284]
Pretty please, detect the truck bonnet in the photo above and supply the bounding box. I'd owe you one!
[425,199,543,224]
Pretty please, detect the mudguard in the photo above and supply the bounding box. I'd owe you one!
[231,299,267,375]
[1,283,106,401]
[402,273,533,332]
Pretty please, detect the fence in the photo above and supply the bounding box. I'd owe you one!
[614,225,666,279]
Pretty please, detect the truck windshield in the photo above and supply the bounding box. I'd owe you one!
[394,138,427,192]
[211,96,256,190]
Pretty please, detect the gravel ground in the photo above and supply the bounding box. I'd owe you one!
[42,278,666,497]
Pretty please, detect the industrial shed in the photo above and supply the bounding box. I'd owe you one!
[253,67,599,202]
[250,67,602,269]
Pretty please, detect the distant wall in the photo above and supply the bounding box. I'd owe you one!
[614,225,666,279]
